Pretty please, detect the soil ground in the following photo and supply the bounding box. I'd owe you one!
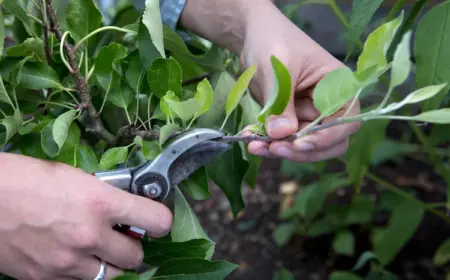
[192,123,450,280]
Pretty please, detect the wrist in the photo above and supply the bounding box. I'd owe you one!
[179,0,275,54]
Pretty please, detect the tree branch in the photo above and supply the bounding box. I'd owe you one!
[44,1,116,145]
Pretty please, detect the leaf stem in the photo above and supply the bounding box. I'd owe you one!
[60,31,74,73]
[27,13,43,25]
[387,0,407,21]
[74,26,137,51]
[0,109,7,118]
[366,172,450,224]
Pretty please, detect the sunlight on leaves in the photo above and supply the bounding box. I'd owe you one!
[356,12,404,75]
[312,67,362,117]
[142,0,166,58]
[390,31,412,90]
[194,78,214,116]
[225,64,257,119]
[381,84,447,113]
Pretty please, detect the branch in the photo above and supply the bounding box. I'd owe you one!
[44,1,116,145]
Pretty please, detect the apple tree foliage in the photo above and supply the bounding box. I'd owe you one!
[1,0,450,279]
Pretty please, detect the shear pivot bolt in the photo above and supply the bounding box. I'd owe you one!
[143,183,163,199]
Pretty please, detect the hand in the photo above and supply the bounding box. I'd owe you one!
[0,153,173,280]
[240,2,361,162]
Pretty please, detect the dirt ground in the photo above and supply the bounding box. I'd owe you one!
[191,128,450,280]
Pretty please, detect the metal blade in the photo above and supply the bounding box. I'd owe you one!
[168,140,231,186]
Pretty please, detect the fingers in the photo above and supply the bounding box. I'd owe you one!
[265,93,299,140]
[94,229,144,270]
[71,257,123,280]
[269,138,349,162]
[106,190,173,238]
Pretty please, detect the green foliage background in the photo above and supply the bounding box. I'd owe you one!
[1,0,450,279]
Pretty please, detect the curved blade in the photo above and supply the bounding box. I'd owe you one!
[168,140,231,186]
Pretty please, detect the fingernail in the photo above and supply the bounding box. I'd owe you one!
[275,147,292,158]
[295,141,314,152]
[267,117,293,134]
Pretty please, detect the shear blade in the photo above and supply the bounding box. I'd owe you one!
[168,140,231,186]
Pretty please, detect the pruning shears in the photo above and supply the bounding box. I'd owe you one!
[93,128,232,239]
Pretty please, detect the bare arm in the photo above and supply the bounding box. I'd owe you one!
[179,0,274,54]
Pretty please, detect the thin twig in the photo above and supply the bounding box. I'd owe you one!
[182,73,212,86]
[45,1,116,145]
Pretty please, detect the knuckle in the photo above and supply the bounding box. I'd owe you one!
[84,190,113,218]
[71,225,100,250]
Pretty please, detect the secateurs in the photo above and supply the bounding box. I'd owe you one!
[93,128,232,239]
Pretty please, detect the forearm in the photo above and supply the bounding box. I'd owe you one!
[179,0,275,54]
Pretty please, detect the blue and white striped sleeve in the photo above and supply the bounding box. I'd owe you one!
[159,0,191,41]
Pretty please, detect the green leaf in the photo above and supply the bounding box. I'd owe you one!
[198,72,235,128]
[347,0,384,56]
[142,238,214,266]
[108,78,135,109]
[333,230,355,256]
[158,123,180,145]
[345,119,390,185]
[3,0,35,36]
[141,0,165,58]
[329,271,363,280]
[433,238,450,266]
[0,116,20,147]
[382,84,447,113]
[194,78,214,116]
[370,139,418,166]
[273,268,294,280]
[141,140,161,160]
[152,259,237,280]
[0,77,13,107]
[407,108,450,124]
[356,12,404,74]
[99,146,129,170]
[6,38,46,62]
[53,110,77,150]
[94,43,128,93]
[352,251,380,271]
[180,167,211,200]
[41,119,80,158]
[414,1,450,111]
[147,58,183,98]
[312,67,362,117]
[390,31,412,90]
[206,108,248,216]
[164,97,201,125]
[257,56,292,123]
[138,20,162,70]
[225,64,257,118]
[19,62,64,90]
[373,199,424,266]
[77,144,100,174]
[273,221,298,247]
[171,187,213,259]
[0,8,4,55]
[66,0,102,42]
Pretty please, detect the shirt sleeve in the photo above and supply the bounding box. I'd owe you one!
[159,0,191,41]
